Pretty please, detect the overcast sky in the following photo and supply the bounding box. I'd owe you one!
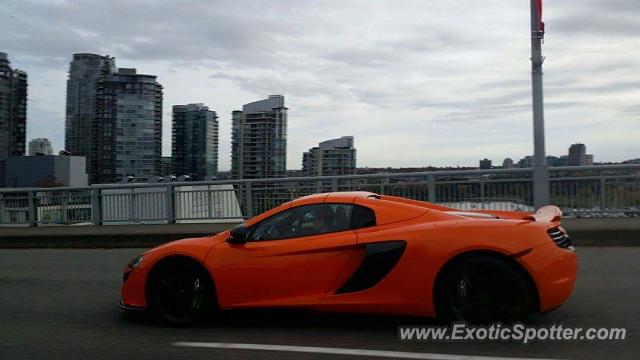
[1,0,638,170]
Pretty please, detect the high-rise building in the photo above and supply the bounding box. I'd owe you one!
[65,53,116,160]
[94,68,163,183]
[568,143,593,166]
[28,138,53,156]
[568,143,585,166]
[302,136,356,176]
[230,110,243,178]
[479,158,492,169]
[172,103,219,180]
[0,52,28,157]
[231,95,287,180]
[65,54,162,183]
[502,158,514,169]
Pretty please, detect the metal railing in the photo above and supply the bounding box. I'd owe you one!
[0,164,638,226]
[548,165,640,216]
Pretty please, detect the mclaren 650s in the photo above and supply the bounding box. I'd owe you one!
[119,191,577,324]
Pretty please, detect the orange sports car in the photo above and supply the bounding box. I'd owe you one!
[119,191,577,324]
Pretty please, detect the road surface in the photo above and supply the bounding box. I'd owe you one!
[1,247,638,359]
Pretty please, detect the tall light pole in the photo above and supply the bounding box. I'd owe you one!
[530,0,550,207]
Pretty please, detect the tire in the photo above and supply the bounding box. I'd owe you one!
[148,259,216,325]
[435,255,534,324]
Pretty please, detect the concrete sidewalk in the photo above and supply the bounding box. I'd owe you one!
[0,218,637,248]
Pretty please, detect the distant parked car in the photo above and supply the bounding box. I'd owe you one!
[119,192,577,325]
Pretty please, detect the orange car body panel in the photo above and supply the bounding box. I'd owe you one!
[207,229,358,308]
[120,191,577,316]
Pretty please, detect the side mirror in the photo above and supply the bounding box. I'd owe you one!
[228,224,248,244]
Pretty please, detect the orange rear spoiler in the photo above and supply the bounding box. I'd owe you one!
[524,205,562,223]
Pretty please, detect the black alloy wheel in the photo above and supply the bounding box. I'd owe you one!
[150,261,215,325]
[437,255,533,324]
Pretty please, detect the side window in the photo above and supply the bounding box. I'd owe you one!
[349,205,376,229]
[328,204,352,232]
[249,210,293,241]
[249,203,353,241]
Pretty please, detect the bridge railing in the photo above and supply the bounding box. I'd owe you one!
[0,164,638,226]
[548,165,640,216]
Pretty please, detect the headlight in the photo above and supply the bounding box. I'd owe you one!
[128,255,144,269]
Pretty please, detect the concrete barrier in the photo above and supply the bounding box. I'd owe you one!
[0,218,637,248]
[0,223,239,248]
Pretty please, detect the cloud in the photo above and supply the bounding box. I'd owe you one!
[550,0,640,37]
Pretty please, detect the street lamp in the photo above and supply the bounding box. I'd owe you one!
[530,0,550,207]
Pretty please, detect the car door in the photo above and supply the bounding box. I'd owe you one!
[207,203,357,308]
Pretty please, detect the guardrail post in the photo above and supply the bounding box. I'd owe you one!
[207,185,214,220]
[599,177,606,211]
[379,178,389,195]
[91,188,102,225]
[427,175,436,203]
[61,191,69,224]
[0,194,4,224]
[532,164,550,209]
[244,182,254,218]
[479,176,486,210]
[129,189,136,222]
[166,184,175,224]
[27,190,37,227]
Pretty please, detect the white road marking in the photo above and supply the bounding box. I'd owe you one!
[172,342,562,360]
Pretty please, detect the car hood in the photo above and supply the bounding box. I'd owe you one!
[142,230,232,260]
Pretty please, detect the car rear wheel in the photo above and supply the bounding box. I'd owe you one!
[149,259,216,325]
[436,255,533,324]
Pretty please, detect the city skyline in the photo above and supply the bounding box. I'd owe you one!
[4,49,634,179]
[1,1,638,170]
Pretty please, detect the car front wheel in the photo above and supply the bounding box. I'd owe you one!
[149,259,216,325]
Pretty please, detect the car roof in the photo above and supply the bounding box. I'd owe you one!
[291,191,379,206]
[244,192,380,227]
[290,192,430,226]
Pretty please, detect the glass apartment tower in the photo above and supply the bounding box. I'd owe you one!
[95,68,163,183]
[65,54,162,183]
[0,52,27,157]
[231,95,287,180]
[65,53,116,166]
[172,103,219,180]
[302,136,356,176]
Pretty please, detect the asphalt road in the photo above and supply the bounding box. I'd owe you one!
[1,247,638,360]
